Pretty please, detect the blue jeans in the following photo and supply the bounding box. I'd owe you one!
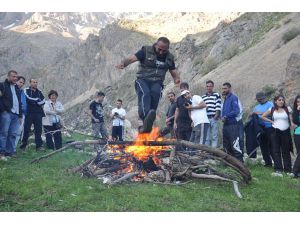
[205,118,220,148]
[0,111,20,154]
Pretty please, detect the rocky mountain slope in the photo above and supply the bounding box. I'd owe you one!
[1,12,299,137]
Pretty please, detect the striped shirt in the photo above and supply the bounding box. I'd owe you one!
[201,92,222,117]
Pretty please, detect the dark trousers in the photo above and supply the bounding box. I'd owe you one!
[293,135,300,175]
[258,126,274,166]
[22,113,43,149]
[223,123,244,162]
[270,128,292,172]
[176,126,192,141]
[160,124,176,138]
[238,120,244,152]
[135,79,163,120]
[175,125,192,152]
[112,126,124,141]
[43,124,62,150]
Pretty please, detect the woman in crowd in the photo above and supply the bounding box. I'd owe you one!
[291,95,300,178]
[42,90,64,150]
[262,94,293,176]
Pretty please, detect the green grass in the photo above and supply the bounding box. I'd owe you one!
[1,142,300,211]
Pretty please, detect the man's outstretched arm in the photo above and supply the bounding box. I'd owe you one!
[170,69,180,85]
[115,55,139,69]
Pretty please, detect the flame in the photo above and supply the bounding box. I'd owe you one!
[107,127,172,175]
[124,127,169,162]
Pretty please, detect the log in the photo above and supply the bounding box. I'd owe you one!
[180,140,252,183]
[66,157,95,173]
[191,172,233,182]
[109,172,140,185]
[191,172,243,199]
[31,140,177,164]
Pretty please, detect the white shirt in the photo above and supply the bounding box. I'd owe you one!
[270,107,292,131]
[111,107,126,126]
[190,95,210,127]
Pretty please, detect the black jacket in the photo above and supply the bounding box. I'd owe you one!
[24,87,45,115]
[245,114,264,158]
[0,79,22,117]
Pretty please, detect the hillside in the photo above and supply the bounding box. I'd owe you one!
[1,12,299,136]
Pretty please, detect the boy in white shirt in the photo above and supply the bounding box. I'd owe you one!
[111,99,126,141]
[182,90,210,145]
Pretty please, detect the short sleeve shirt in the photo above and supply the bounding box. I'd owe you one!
[89,100,104,123]
[111,107,126,126]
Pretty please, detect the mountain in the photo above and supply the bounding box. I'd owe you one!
[1,12,299,137]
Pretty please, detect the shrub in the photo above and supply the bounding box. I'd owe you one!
[282,28,300,44]
[262,85,276,99]
[224,42,239,60]
[201,56,218,75]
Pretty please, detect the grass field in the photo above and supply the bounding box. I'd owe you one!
[0,136,299,212]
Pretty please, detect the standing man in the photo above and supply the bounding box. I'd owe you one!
[116,37,180,133]
[252,91,274,167]
[111,99,126,141]
[174,82,192,141]
[20,78,45,151]
[221,82,243,162]
[159,92,177,138]
[15,76,27,147]
[182,90,209,145]
[87,91,108,140]
[0,70,22,160]
[202,80,222,148]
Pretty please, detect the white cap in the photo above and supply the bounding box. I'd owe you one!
[181,90,190,96]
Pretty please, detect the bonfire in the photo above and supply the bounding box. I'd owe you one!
[32,127,251,198]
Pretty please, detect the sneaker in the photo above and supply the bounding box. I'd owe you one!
[286,172,295,178]
[271,171,283,177]
[140,110,156,133]
[0,154,8,161]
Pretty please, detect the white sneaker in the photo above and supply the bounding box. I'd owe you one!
[271,171,283,177]
[0,155,8,161]
[286,172,295,178]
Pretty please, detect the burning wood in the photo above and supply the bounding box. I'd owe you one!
[32,127,252,198]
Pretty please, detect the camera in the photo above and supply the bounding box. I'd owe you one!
[114,112,119,116]
[184,103,190,107]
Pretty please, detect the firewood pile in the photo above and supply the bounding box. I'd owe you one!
[32,128,251,198]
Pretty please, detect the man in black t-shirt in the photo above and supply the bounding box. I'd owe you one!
[116,37,180,133]
[159,92,177,138]
[174,82,192,141]
[87,91,108,140]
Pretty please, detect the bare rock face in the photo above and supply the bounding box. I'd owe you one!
[284,53,300,105]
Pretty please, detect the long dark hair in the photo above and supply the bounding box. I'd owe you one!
[292,95,300,125]
[273,94,287,110]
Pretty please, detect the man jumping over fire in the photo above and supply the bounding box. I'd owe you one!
[116,37,180,133]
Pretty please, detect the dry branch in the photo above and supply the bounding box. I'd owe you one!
[109,172,140,185]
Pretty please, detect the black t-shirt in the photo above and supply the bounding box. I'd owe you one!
[176,96,192,128]
[166,101,177,125]
[135,46,176,70]
[89,100,104,123]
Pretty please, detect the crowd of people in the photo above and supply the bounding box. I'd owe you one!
[1,36,299,179]
[0,70,64,160]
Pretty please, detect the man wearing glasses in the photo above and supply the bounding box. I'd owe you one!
[116,37,180,133]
